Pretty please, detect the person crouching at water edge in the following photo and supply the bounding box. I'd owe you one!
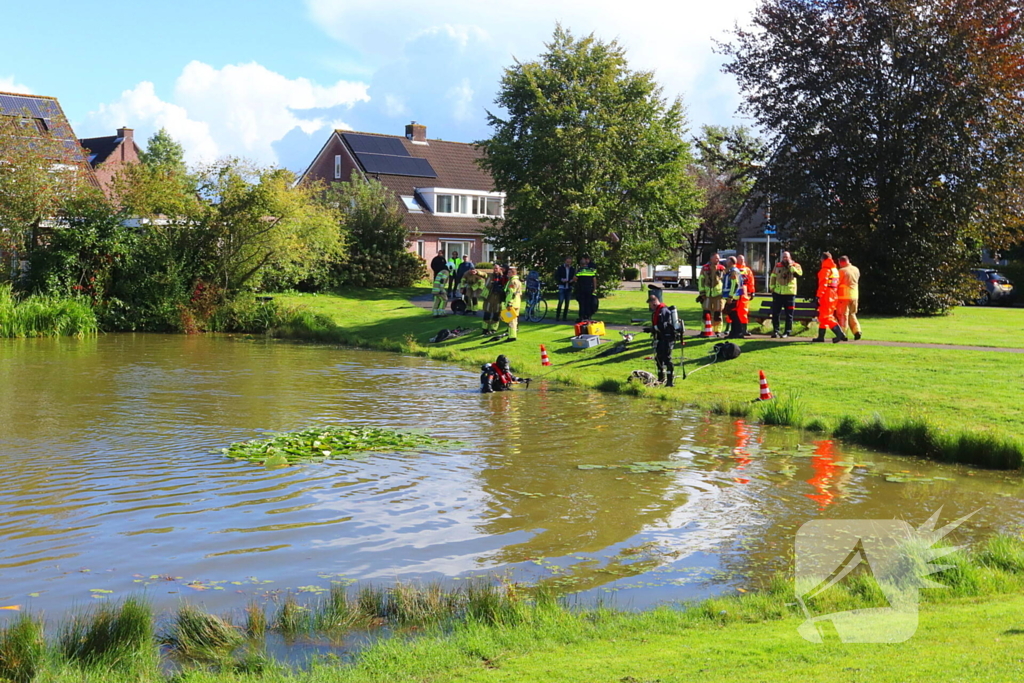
[431,265,450,317]
[502,266,523,342]
[482,265,507,335]
[480,354,528,393]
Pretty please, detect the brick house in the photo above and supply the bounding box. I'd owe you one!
[300,122,503,264]
[79,127,142,200]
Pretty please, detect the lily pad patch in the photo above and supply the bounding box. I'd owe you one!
[221,426,454,466]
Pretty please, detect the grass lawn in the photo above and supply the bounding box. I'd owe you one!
[272,286,1024,451]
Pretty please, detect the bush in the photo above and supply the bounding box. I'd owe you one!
[622,266,640,281]
[475,262,494,271]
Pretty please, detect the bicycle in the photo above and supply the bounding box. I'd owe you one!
[524,284,548,323]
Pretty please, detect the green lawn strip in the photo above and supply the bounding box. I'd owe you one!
[442,596,1024,683]
[269,288,1024,468]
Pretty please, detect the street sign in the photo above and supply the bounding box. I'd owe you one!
[764,225,777,235]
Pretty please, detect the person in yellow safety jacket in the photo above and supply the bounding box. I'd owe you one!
[836,255,862,340]
[431,266,450,317]
[461,268,486,313]
[813,251,847,343]
[722,256,747,339]
[769,251,803,338]
[697,253,727,334]
[481,265,507,335]
[502,266,523,341]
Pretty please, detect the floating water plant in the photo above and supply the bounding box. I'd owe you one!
[221,426,452,466]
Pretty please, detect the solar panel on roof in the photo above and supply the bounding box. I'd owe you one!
[0,94,50,119]
[356,152,437,178]
[342,133,409,157]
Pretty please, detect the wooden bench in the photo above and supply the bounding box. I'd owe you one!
[750,295,818,330]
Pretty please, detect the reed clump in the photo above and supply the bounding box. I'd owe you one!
[0,285,98,338]
[57,596,154,669]
[162,604,243,662]
[0,614,45,683]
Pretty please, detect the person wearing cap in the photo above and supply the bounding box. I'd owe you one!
[430,249,447,280]
[813,251,848,343]
[698,252,726,336]
[836,255,862,340]
[480,354,524,393]
[430,264,450,317]
[502,266,523,341]
[555,257,575,321]
[769,251,803,338]
[646,294,677,387]
[454,254,475,294]
[481,265,507,335]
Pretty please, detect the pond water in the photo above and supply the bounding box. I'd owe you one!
[1,334,1022,618]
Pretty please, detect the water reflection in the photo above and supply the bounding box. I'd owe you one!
[0,335,1022,616]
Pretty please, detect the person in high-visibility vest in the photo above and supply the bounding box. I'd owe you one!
[813,251,848,342]
[698,253,726,335]
[461,268,487,313]
[736,255,756,337]
[502,266,523,341]
[769,251,802,338]
[722,256,747,339]
[836,255,862,340]
[573,256,598,322]
[431,266,449,317]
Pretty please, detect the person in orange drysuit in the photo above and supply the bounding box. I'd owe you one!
[813,252,848,343]
[736,255,756,337]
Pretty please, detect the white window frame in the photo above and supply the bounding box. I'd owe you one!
[334,155,342,180]
[420,187,505,217]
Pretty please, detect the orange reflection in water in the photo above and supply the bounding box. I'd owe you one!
[732,419,753,484]
[806,439,840,510]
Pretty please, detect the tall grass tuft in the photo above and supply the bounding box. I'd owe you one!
[0,285,98,338]
[243,600,267,640]
[388,581,458,626]
[58,596,154,669]
[464,579,524,626]
[977,534,1024,574]
[312,585,359,634]
[162,604,243,662]
[273,594,311,637]
[0,613,45,683]
[756,393,804,426]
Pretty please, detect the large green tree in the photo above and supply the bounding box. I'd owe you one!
[478,27,702,289]
[686,125,766,277]
[722,0,1024,314]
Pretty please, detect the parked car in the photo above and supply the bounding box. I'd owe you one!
[970,268,1014,305]
[647,265,691,289]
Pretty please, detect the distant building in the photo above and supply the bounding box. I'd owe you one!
[0,90,96,183]
[300,122,503,264]
[79,127,142,200]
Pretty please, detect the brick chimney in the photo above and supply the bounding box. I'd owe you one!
[117,127,134,161]
[405,121,427,144]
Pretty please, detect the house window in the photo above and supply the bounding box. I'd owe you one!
[400,195,422,213]
[437,193,503,216]
[334,155,342,180]
[417,240,425,258]
[436,194,453,213]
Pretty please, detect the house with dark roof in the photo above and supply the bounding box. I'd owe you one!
[79,127,142,199]
[0,91,95,182]
[300,122,503,264]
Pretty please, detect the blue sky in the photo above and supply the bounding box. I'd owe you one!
[2,0,758,173]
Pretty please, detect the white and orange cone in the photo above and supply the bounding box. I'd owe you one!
[540,344,552,367]
[701,313,714,338]
[758,370,773,401]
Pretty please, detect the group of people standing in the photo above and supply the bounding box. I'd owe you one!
[697,253,757,339]
[555,255,598,322]
[768,251,861,341]
[429,250,524,341]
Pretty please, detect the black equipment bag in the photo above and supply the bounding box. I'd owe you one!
[713,342,742,361]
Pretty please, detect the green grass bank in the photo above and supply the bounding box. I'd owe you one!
[4,533,1024,682]
[0,285,98,338]
[268,286,1024,470]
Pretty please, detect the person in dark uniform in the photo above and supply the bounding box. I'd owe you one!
[573,255,598,322]
[646,294,677,387]
[430,250,447,279]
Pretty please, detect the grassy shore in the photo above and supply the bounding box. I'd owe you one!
[0,285,97,338]
[269,286,1024,469]
[5,534,1024,682]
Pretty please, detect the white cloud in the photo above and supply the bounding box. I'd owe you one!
[83,62,369,166]
[0,76,32,94]
[306,0,760,132]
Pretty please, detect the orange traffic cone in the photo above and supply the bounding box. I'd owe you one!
[758,370,773,401]
[701,313,713,338]
[540,344,551,367]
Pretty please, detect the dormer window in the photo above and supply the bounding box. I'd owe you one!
[431,191,503,217]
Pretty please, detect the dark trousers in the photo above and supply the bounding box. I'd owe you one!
[655,338,674,383]
[448,275,458,296]
[771,294,796,333]
[577,294,597,321]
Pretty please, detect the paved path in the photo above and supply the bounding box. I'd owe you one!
[411,294,1024,354]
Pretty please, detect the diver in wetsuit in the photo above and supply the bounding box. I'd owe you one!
[480,354,527,393]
